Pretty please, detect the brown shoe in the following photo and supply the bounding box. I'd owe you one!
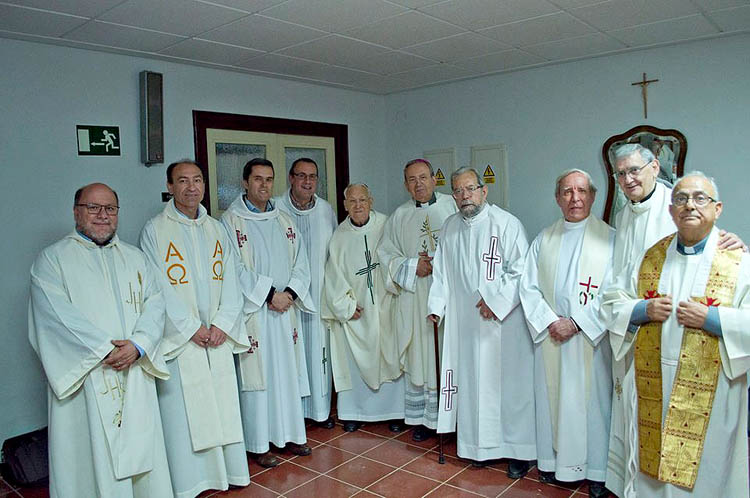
[255,452,280,468]
[286,442,312,456]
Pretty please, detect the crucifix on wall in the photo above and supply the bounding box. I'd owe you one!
[631,72,659,119]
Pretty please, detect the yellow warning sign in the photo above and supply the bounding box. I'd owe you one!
[483,164,495,184]
[435,168,446,186]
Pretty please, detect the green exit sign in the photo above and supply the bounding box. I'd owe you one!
[77,125,121,156]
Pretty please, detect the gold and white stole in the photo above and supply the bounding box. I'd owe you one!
[223,208,299,392]
[152,209,243,451]
[635,232,741,489]
[537,216,611,446]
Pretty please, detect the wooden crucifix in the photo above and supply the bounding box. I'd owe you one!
[631,72,659,119]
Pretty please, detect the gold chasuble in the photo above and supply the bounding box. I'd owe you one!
[635,234,742,489]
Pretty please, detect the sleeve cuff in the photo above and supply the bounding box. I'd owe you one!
[628,300,649,332]
[703,306,722,336]
[132,341,145,358]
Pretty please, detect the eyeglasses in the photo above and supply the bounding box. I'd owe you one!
[291,173,318,181]
[75,203,120,215]
[452,185,481,197]
[614,161,651,180]
[672,192,716,207]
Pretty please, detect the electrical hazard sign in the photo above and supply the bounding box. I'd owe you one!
[483,164,495,184]
[435,168,446,186]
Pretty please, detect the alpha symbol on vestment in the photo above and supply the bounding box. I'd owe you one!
[286,227,296,241]
[481,236,502,281]
[355,234,380,304]
[578,276,598,306]
[442,369,458,411]
[235,230,247,248]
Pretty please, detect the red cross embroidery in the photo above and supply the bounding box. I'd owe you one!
[248,336,259,353]
[235,230,247,248]
[292,328,299,345]
[579,276,598,306]
[286,227,296,241]
[701,296,721,307]
[644,289,660,299]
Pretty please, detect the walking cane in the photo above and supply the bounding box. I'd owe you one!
[433,321,445,464]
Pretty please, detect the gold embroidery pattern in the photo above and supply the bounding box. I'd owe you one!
[636,234,741,489]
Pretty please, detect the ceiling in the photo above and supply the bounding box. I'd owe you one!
[2,0,749,94]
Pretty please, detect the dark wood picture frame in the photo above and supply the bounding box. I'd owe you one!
[193,110,350,220]
[601,124,687,224]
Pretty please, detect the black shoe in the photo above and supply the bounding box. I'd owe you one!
[286,442,312,456]
[506,459,530,479]
[411,426,435,442]
[588,480,609,498]
[343,421,360,432]
[538,470,555,484]
[318,417,335,430]
[388,421,404,433]
[471,460,489,468]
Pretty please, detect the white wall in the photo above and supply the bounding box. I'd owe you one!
[0,38,386,445]
[385,33,750,240]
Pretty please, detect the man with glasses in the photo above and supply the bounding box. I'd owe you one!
[140,160,251,495]
[427,167,536,475]
[520,169,613,497]
[276,158,338,429]
[378,158,457,440]
[602,172,750,497]
[29,183,173,497]
[605,144,744,497]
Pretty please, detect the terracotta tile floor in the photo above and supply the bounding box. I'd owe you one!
[3,424,749,498]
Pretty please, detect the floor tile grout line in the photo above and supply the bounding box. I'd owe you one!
[358,441,443,494]
[262,460,325,496]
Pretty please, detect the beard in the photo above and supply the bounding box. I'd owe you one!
[460,201,483,218]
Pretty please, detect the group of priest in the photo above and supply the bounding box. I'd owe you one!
[28,146,749,498]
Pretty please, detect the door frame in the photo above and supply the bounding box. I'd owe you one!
[193,110,349,219]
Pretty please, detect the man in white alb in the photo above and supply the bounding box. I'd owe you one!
[377,158,457,441]
[221,158,313,468]
[140,159,250,497]
[29,183,173,497]
[276,157,337,429]
[520,169,613,497]
[322,184,403,432]
[602,172,750,497]
[428,167,536,477]
[605,144,744,497]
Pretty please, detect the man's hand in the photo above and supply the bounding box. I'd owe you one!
[676,301,708,329]
[647,296,673,322]
[104,340,139,371]
[191,324,211,348]
[476,298,497,321]
[428,314,440,323]
[269,291,293,313]
[548,318,578,343]
[416,251,433,277]
[208,325,228,347]
[351,304,363,320]
[717,229,747,252]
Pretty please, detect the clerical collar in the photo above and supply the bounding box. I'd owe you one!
[631,185,656,205]
[677,234,709,255]
[243,196,274,213]
[350,216,370,227]
[563,216,588,230]
[415,193,437,207]
[289,191,315,211]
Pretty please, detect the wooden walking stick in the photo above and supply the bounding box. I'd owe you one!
[433,320,445,464]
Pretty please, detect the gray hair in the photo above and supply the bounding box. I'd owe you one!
[673,170,720,201]
[613,143,656,165]
[554,168,597,196]
[343,183,373,200]
[403,158,434,179]
[450,167,485,189]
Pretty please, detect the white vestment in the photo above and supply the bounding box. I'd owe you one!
[276,191,337,422]
[140,200,250,497]
[221,195,313,453]
[427,204,536,461]
[607,182,675,497]
[322,211,404,422]
[28,233,173,498]
[377,192,457,428]
[520,216,615,482]
[602,228,750,497]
